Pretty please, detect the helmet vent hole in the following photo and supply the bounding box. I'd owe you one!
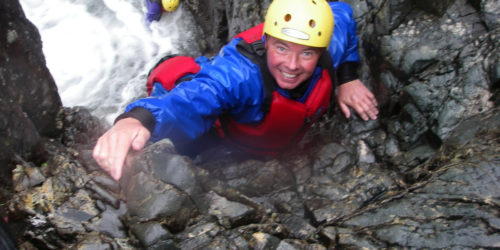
[318,31,322,37]
[309,19,316,28]
[284,14,292,22]
[312,0,317,5]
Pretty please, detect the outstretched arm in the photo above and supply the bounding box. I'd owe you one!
[93,118,151,180]
[337,79,378,121]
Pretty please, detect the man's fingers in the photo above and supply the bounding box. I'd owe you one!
[93,137,109,168]
[371,96,378,107]
[358,95,379,120]
[352,101,367,121]
[92,138,102,162]
[359,111,369,121]
[110,165,123,181]
[107,133,135,180]
[92,118,151,181]
[355,100,377,121]
[368,99,379,120]
[339,103,351,119]
[131,128,150,151]
[371,104,379,118]
[367,108,378,120]
[93,131,131,180]
[337,79,379,121]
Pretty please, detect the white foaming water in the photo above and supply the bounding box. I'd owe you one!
[20,0,196,125]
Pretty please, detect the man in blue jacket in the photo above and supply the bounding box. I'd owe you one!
[94,0,379,180]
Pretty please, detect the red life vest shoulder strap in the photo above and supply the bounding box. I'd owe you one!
[234,23,264,44]
[146,55,200,96]
[233,24,274,114]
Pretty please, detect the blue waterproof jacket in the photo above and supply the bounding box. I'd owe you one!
[124,2,360,145]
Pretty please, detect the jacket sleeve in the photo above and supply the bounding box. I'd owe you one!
[123,38,266,144]
[327,2,360,68]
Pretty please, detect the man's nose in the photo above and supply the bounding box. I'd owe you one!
[284,53,299,70]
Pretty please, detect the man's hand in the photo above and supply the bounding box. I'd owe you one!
[337,79,379,121]
[92,118,151,180]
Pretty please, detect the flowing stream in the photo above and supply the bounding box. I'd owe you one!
[20,0,196,125]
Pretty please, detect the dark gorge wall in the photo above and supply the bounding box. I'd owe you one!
[182,0,271,55]
[0,0,62,172]
[351,0,499,144]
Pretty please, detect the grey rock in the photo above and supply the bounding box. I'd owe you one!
[481,0,500,30]
[130,221,175,249]
[48,207,92,235]
[313,142,348,172]
[176,221,222,249]
[85,202,127,239]
[212,159,295,197]
[249,232,281,250]
[207,191,257,229]
[415,0,455,16]
[278,214,316,240]
[357,140,376,163]
[123,171,197,231]
[12,163,45,191]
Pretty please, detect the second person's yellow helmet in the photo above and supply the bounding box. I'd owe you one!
[162,0,179,12]
[263,0,334,48]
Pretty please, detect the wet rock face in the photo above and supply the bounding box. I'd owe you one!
[0,0,63,170]
[182,0,271,55]
[1,0,499,249]
[337,110,500,249]
[0,0,62,137]
[351,0,497,146]
[9,108,499,249]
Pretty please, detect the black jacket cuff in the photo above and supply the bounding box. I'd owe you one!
[337,61,359,85]
[114,107,156,134]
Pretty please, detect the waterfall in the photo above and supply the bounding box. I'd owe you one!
[20,0,196,125]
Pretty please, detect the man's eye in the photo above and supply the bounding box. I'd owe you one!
[302,51,315,58]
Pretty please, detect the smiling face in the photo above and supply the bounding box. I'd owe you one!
[265,35,324,90]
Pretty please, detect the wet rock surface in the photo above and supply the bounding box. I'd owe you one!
[6,107,499,249]
[0,0,63,181]
[0,0,499,249]
[182,0,271,55]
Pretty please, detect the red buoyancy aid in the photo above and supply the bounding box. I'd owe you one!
[146,23,333,154]
[216,70,332,154]
[146,55,201,96]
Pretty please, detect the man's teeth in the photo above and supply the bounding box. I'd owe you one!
[282,72,297,78]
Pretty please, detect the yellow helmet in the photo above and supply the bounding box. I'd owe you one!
[162,0,179,12]
[263,0,334,48]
